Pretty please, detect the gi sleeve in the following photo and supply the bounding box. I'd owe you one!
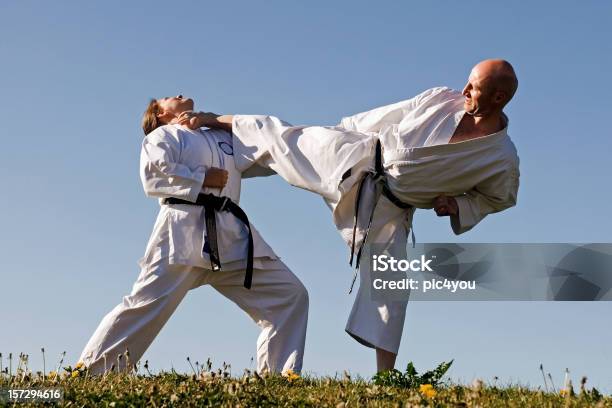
[241,162,277,178]
[450,165,520,235]
[338,87,448,133]
[140,128,208,202]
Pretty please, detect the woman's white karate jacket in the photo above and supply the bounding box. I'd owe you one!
[140,124,279,270]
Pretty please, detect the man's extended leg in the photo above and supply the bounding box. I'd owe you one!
[78,258,202,374]
[345,197,411,372]
[208,259,309,373]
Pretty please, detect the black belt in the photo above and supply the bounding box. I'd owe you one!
[349,140,414,280]
[163,193,254,289]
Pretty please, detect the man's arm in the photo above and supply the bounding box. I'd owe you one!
[433,167,520,235]
[338,87,450,133]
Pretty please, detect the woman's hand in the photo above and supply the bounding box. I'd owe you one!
[203,167,229,189]
[177,111,219,130]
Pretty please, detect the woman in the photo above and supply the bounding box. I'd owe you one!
[77,95,309,375]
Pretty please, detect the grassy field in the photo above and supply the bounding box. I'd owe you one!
[1,365,610,407]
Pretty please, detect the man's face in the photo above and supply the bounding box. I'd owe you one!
[462,69,495,116]
[157,95,194,121]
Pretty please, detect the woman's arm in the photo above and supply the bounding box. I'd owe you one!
[140,128,228,201]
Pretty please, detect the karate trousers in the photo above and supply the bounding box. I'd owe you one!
[345,196,412,355]
[78,257,308,375]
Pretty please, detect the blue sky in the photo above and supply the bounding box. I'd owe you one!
[1,0,611,392]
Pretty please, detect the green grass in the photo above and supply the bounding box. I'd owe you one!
[1,369,610,407]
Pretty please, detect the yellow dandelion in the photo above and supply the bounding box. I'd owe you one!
[560,388,568,397]
[71,370,80,378]
[419,383,437,399]
[282,369,300,382]
[75,361,85,370]
[47,371,57,379]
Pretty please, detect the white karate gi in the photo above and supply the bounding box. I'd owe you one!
[231,87,519,353]
[79,124,309,374]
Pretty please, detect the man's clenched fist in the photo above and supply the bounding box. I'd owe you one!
[433,195,459,217]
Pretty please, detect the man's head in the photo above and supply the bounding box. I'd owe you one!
[462,59,518,117]
[141,95,194,135]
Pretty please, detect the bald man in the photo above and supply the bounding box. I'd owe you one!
[179,59,520,372]
[432,59,518,214]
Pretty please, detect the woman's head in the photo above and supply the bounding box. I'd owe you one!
[141,94,194,135]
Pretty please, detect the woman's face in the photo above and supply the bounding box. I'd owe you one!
[157,94,194,123]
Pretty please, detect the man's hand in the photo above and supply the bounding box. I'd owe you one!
[177,111,220,130]
[203,167,229,189]
[433,194,459,217]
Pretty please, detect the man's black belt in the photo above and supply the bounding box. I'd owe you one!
[349,140,414,271]
[163,193,254,289]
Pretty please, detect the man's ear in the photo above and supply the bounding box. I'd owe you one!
[494,90,507,104]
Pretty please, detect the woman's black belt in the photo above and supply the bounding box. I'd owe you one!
[163,193,254,289]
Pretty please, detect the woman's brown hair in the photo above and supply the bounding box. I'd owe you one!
[141,99,161,135]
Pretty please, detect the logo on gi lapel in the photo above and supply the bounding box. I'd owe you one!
[218,141,233,156]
